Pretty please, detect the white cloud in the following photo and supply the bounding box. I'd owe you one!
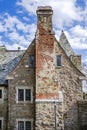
[69,25,87,37]
[6,43,26,50]
[0,0,87,66]
[16,0,83,28]
[59,25,87,50]
[83,58,87,64]
[0,13,36,49]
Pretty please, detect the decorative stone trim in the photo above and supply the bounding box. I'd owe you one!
[6,76,14,79]
[36,99,63,103]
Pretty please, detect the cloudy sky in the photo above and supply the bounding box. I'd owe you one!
[0,0,87,64]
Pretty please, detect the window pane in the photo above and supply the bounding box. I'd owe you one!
[25,121,31,130]
[18,121,24,130]
[29,55,34,67]
[25,89,31,101]
[56,55,61,66]
[0,120,2,129]
[0,90,2,98]
[18,89,24,101]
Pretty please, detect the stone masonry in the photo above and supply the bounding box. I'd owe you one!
[0,6,87,130]
[35,7,64,130]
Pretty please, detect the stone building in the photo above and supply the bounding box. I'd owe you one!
[0,6,86,130]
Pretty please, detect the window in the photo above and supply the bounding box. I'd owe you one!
[29,55,34,67]
[17,88,31,102]
[26,121,31,130]
[25,89,31,101]
[18,121,31,130]
[0,90,2,99]
[0,88,4,100]
[56,55,61,66]
[0,118,3,130]
[0,120,2,130]
[18,89,24,101]
[18,121,24,130]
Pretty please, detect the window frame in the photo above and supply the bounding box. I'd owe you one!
[0,88,4,101]
[16,119,33,130]
[29,55,35,67]
[0,90,2,99]
[16,87,33,103]
[56,55,62,67]
[0,117,3,130]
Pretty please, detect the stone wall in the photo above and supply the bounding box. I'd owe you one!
[8,41,35,130]
[70,55,82,70]
[35,6,64,130]
[78,101,87,130]
[36,102,63,130]
[54,39,83,130]
[64,103,79,130]
[0,86,8,130]
[0,6,85,130]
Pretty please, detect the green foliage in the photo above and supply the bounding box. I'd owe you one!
[83,92,87,100]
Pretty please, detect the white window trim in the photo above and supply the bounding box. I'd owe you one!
[0,87,4,101]
[16,119,33,130]
[0,117,3,130]
[16,86,33,103]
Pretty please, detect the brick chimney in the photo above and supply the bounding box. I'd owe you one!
[36,6,53,33]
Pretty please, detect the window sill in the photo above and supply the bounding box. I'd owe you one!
[16,101,33,104]
[55,66,62,69]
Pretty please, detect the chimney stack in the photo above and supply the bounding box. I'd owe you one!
[36,6,53,33]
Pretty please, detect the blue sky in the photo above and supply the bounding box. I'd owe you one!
[0,0,87,65]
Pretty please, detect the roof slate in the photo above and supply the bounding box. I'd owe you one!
[0,55,23,85]
[59,30,75,57]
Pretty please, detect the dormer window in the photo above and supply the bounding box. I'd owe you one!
[29,55,35,67]
[56,55,61,66]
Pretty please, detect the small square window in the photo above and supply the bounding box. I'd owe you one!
[56,55,61,66]
[0,90,2,99]
[29,55,35,67]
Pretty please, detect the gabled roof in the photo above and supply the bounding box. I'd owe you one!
[59,30,75,57]
[0,45,24,65]
[0,45,24,85]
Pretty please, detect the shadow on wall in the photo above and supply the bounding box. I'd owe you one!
[64,102,79,130]
[80,125,87,130]
[63,101,87,130]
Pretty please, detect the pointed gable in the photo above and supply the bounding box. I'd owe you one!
[59,30,74,57]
